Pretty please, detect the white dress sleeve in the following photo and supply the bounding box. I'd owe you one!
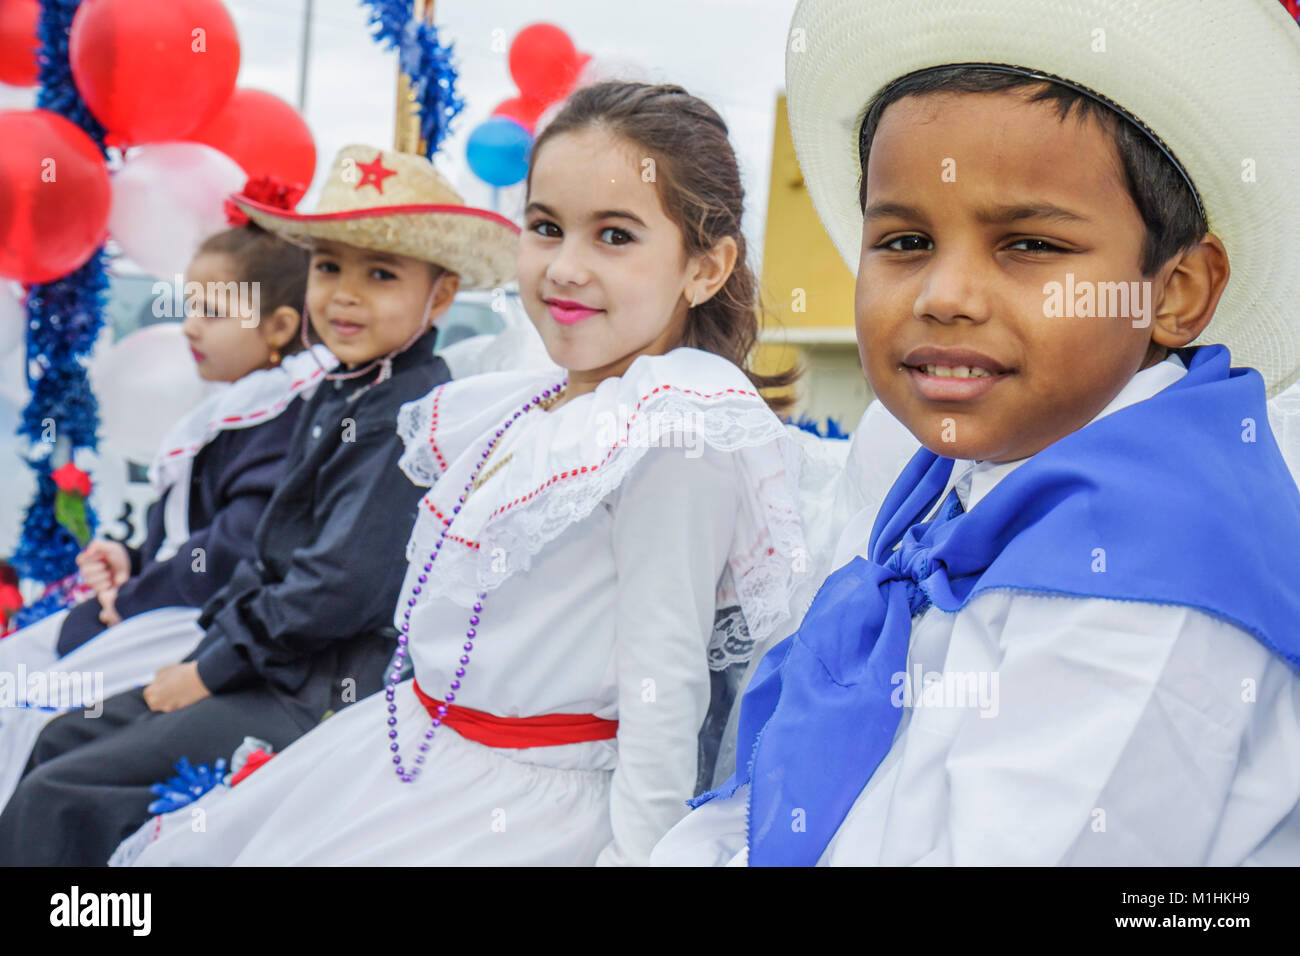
[830,595,1282,865]
[595,445,739,866]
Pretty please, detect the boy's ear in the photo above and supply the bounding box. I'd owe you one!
[261,306,302,351]
[1150,234,1230,348]
[427,271,461,320]
[687,236,739,307]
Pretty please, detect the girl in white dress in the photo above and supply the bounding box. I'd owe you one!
[120,81,810,866]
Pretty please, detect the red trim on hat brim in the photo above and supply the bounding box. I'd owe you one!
[231,195,522,235]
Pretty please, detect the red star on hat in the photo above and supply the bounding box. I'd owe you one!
[354,153,398,193]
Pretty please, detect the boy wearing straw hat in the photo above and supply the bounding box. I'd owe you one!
[0,146,519,865]
[655,0,1300,866]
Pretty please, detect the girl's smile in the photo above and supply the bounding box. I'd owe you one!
[545,298,605,325]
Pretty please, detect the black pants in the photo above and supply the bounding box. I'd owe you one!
[0,686,308,866]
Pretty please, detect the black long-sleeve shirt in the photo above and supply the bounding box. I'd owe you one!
[56,402,304,655]
[186,331,450,726]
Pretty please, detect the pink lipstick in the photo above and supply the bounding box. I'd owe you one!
[545,299,602,325]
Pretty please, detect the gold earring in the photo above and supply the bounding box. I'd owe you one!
[269,348,281,366]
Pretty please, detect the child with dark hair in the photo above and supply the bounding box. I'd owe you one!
[0,187,316,803]
[0,146,519,864]
[119,81,810,867]
[655,0,1300,866]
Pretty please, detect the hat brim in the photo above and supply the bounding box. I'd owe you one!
[786,0,1300,395]
[233,196,520,292]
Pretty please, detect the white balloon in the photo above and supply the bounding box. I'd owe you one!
[0,390,36,560]
[0,83,37,111]
[574,55,651,88]
[0,281,25,397]
[108,143,247,280]
[91,323,215,464]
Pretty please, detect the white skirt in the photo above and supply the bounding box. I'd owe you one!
[0,606,203,809]
[122,680,615,866]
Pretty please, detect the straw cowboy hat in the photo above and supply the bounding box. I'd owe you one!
[785,0,1300,395]
[232,145,519,291]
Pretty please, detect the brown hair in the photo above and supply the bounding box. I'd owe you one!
[197,222,314,352]
[527,81,798,411]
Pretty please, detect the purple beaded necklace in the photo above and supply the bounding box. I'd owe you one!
[387,379,568,782]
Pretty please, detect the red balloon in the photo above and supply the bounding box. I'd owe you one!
[0,0,39,87]
[491,95,548,133]
[509,23,580,105]
[184,89,316,189]
[0,110,111,284]
[69,0,240,144]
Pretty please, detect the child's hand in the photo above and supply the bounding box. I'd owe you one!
[143,662,211,713]
[76,540,131,597]
[98,588,122,627]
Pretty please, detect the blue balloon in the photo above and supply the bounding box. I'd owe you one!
[466,117,532,187]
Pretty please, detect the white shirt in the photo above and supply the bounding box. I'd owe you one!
[652,354,1300,865]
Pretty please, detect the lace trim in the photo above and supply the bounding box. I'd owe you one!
[397,383,448,488]
[708,600,754,670]
[405,388,805,659]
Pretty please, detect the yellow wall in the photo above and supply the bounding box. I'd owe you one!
[756,94,870,425]
[760,94,857,331]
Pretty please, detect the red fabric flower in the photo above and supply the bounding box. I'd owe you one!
[0,583,22,633]
[51,462,92,497]
[229,748,275,786]
[224,175,307,227]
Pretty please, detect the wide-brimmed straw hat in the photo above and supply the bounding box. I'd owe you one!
[232,145,519,291]
[786,0,1300,395]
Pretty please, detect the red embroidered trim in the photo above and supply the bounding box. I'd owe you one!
[427,385,448,473]
[157,368,326,461]
[424,500,452,526]
[487,385,759,519]
[421,383,762,554]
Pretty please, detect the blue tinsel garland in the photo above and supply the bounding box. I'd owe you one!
[787,414,849,441]
[12,0,108,615]
[361,0,465,156]
[147,757,228,815]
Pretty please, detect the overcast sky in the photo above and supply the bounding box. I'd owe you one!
[226,0,799,268]
[0,1,800,267]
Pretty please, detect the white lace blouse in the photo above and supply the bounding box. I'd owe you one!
[394,347,808,863]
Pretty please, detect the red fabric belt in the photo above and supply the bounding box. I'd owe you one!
[412,680,619,749]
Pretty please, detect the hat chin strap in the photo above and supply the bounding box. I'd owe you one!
[301,280,442,385]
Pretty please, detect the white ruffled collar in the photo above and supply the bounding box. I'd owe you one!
[148,345,338,494]
[395,347,807,659]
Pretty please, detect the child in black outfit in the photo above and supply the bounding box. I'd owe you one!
[0,145,519,865]
[0,207,317,805]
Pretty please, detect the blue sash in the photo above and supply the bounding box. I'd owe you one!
[695,345,1300,866]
